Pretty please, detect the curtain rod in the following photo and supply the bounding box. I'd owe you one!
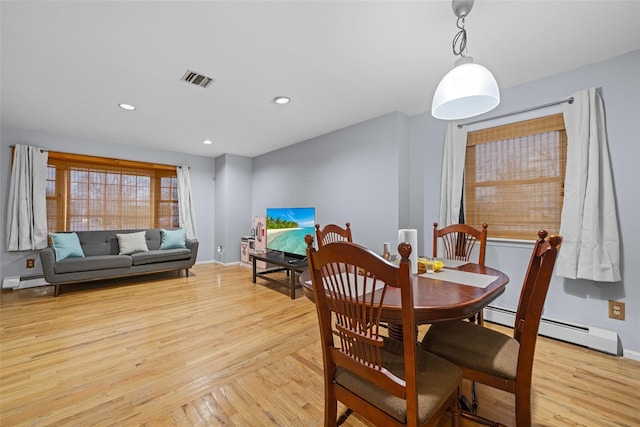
[9,145,49,152]
[457,97,574,129]
[10,145,183,168]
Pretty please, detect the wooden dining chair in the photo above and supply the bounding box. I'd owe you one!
[433,222,489,330]
[421,230,563,427]
[304,235,462,427]
[315,222,353,248]
[433,222,488,267]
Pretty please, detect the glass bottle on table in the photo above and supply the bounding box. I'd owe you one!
[383,243,391,260]
[426,257,435,274]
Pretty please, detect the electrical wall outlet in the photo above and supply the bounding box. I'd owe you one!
[26,258,35,268]
[217,245,223,253]
[608,300,625,320]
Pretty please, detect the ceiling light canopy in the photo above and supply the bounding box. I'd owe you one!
[118,103,136,111]
[432,0,500,120]
[202,139,213,145]
[272,96,291,105]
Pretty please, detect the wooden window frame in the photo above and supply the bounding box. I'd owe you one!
[46,151,178,232]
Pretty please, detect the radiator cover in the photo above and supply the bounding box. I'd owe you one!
[483,306,619,356]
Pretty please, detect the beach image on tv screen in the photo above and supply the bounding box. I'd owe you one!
[266,207,315,256]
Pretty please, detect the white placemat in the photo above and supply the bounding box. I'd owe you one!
[420,269,498,288]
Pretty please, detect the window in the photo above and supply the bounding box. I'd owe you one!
[464,113,566,240]
[46,152,178,232]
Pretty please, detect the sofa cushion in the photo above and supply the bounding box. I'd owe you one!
[131,249,191,266]
[116,231,149,255]
[50,232,85,261]
[54,255,132,274]
[160,228,187,249]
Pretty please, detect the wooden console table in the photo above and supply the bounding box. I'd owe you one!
[252,251,308,299]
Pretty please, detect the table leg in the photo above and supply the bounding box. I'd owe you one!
[388,322,403,341]
[252,257,257,283]
[387,323,418,341]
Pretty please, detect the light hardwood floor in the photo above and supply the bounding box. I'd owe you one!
[1,263,638,426]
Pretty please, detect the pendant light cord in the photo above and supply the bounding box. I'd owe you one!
[452,16,467,57]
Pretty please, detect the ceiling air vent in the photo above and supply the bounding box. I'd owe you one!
[181,70,215,88]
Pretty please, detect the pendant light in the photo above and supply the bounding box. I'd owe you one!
[432,0,500,120]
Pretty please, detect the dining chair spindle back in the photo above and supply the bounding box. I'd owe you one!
[304,235,462,427]
[315,222,353,248]
[433,222,488,267]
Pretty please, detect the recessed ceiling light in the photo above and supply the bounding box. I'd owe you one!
[272,96,291,105]
[202,139,213,145]
[119,103,136,111]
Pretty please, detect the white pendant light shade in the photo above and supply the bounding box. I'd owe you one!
[432,59,500,120]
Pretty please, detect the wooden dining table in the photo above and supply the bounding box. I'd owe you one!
[299,260,509,336]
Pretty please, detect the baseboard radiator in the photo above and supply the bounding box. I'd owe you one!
[2,275,49,290]
[483,306,620,356]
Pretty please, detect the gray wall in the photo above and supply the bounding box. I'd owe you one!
[214,154,252,264]
[250,51,640,356]
[0,127,218,279]
[252,112,408,253]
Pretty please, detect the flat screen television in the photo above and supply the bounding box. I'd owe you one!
[266,207,316,258]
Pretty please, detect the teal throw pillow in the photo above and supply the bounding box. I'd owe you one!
[49,232,85,261]
[160,228,187,250]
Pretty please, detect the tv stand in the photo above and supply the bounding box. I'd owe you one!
[252,251,307,299]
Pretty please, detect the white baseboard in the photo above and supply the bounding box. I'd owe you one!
[19,277,50,289]
[623,349,640,361]
[213,260,240,267]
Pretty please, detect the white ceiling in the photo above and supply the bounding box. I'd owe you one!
[2,1,639,158]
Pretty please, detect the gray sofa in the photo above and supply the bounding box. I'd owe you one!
[40,229,199,296]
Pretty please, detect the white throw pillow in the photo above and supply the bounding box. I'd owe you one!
[116,231,149,255]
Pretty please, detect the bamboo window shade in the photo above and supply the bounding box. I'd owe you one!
[45,151,178,232]
[465,113,566,240]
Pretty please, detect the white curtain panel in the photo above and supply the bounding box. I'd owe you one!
[176,165,197,239]
[557,88,621,282]
[438,123,468,228]
[6,144,49,251]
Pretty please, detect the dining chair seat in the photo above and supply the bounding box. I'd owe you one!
[421,230,562,427]
[336,337,463,425]
[422,321,519,381]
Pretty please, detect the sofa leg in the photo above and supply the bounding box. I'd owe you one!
[54,284,60,297]
[185,268,190,277]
